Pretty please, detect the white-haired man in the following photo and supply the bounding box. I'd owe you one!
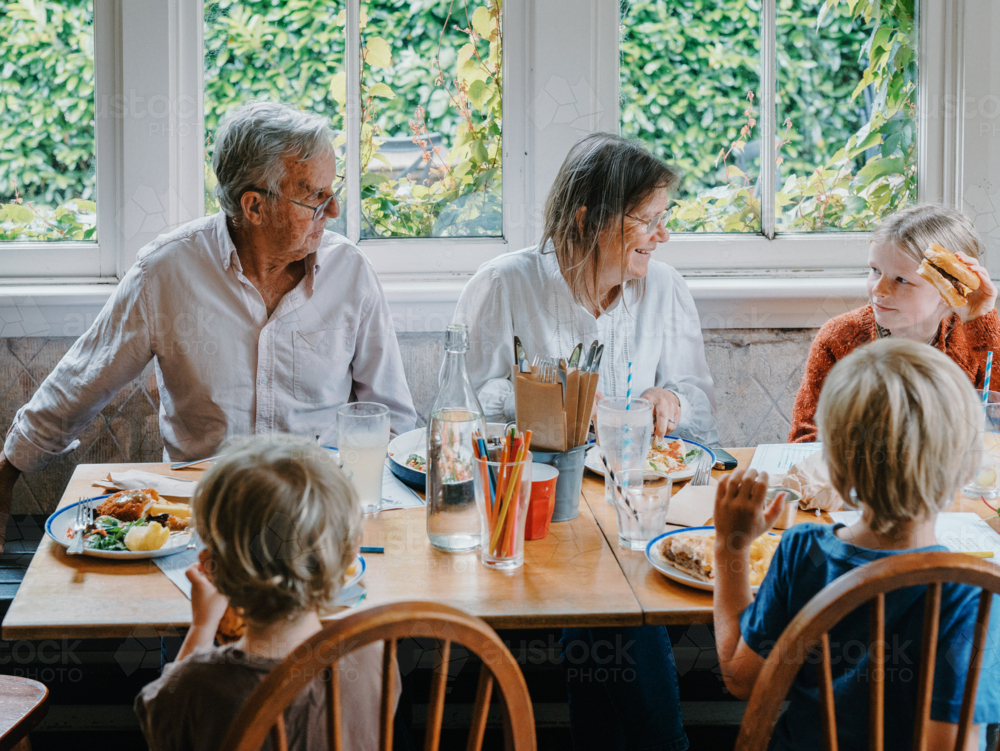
[0,102,417,547]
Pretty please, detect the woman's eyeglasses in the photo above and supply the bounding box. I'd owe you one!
[248,175,344,222]
[626,206,672,234]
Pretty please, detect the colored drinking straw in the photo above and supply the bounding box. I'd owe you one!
[985,351,993,403]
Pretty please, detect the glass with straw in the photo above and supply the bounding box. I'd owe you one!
[964,351,1000,499]
[472,428,533,570]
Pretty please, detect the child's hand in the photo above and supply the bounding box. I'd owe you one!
[713,469,784,553]
[953,251,997,323]
[186,561,229,631]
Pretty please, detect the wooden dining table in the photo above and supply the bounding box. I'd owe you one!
[5,448,1000,639]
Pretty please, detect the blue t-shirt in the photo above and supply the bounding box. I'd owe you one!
[740,523,1000,751]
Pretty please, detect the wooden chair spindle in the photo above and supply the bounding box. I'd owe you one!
[818,633,839,751]
[913,582,942,751]
[379,638,398,751]
[870,593,885,751]
[424,639,452,751]
[955,590,993,750]
[466,664,494,751]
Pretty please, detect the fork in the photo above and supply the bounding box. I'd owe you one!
[690,457,711,486]
[68,499,90,555]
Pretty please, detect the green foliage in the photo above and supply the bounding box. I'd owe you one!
[0,0,95,209]
[625,0,917,233]
[1,0,915,243]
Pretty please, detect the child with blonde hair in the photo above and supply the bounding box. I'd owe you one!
[714,339,1000,750]
[135,435,398,751]
[790,204,999,442]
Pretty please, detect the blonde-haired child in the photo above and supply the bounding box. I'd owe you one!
[790,204,999,442]
[715,339,1000,751]
[135,435,398,751]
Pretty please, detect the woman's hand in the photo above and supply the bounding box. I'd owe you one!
[640,387,682,438]
[713,469,783,553]
[954,251,998,323]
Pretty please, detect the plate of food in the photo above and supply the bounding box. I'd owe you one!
[584,436,716,482]
[45,488,193,560]
[645,527,780,593]
[387,423,509,490]
[343,554,366,589]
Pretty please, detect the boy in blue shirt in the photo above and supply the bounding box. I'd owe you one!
[712,338,1000,751]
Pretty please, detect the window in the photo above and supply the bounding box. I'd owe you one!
[204,0,503,243]
[0,0,97,243]
[620,0,917,237]
[357,0,502,239]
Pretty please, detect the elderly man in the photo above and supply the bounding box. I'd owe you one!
[0,101,417,546]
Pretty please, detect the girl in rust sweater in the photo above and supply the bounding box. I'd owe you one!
[789,205,1000,443]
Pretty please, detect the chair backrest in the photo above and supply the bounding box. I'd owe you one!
[735,552,1000,751]
[218,601,537,751]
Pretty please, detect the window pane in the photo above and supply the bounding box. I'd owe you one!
[775,0,917,232]
[0,1,96,242]
[620,1,761,233]
[204,0,347,235]
[359,1,502,238]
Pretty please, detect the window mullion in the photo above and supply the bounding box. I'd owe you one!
[760,0,776,240]
[345,0,362,244]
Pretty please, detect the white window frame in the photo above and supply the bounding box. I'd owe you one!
[0,0,985,332]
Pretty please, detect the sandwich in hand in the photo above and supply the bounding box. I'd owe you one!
[916,243,980,307]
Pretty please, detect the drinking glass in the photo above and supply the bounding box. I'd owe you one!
[473,452,533,570]
[962,390,1000,500]
[610,470,672,550]
[337,402,390,513]
[596,397,653,506]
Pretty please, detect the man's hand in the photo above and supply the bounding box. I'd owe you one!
[0,452,22,554]
[713,468,783,553]
[640,387,682,438]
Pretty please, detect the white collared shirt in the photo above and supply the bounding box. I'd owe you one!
[4,212,418,471]
[453,246,719,446]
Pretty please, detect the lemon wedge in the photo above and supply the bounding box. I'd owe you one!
[125,522,171,552]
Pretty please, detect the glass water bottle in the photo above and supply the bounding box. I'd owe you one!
[426,323,487,552]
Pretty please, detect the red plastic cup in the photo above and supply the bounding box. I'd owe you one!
[525,463,559,540]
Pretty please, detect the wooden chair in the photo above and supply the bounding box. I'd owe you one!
[219,601,536,751]
[0,675,48,751]
[735,551,1000,751]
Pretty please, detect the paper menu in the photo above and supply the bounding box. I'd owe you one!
[827,511,1000,560]
[380,464,424,508]
[749,443,824,476]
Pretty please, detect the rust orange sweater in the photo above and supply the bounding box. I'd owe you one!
[788,306,1000,443]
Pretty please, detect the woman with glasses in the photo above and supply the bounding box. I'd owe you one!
[454,132,717,751]
[455,131,718,444]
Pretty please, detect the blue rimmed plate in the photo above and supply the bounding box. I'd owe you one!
[45,495,193,560]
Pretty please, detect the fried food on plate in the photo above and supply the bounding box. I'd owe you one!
[96,488,161,522]
[659,532,780,586]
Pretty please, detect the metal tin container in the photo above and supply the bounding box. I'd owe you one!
[767,487,802,530]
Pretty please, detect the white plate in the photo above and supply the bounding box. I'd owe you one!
[344,555,366,589]
[584,437,717,482]
[46,496,192,560]
[645,527,777,592]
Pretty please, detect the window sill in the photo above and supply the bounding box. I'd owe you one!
[0,276,869,338]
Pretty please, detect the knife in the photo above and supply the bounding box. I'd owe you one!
[591,344,605,372]
[558,358,568,403]
[514,335,527,367]
[568,343,583,368]
[584,340,598,372]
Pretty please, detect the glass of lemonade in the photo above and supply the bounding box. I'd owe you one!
[337,402,391,513]
[963,390,1000,501]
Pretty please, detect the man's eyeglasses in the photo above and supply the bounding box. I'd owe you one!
[248,176,344,222]
[625,206,672,235]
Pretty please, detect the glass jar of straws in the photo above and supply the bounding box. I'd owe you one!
[472,429,533,570]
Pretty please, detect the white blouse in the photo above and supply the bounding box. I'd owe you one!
[453,246,719,446]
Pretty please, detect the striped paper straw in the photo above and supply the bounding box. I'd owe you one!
[985,352,994,403]
[626,361,633,410]
[621,361,635,492]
